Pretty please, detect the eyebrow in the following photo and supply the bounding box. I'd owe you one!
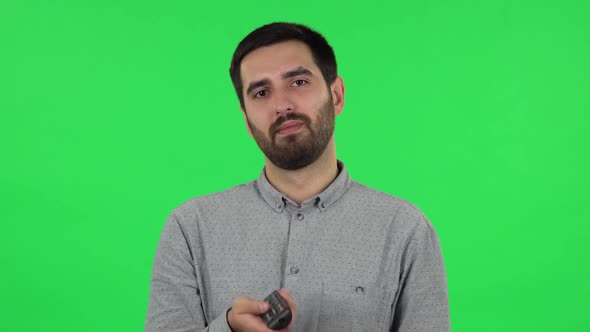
[245,66,315,97]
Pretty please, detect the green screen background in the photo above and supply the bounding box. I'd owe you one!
[1,0,588,331]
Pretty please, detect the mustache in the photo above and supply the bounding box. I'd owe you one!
[271,113,311,135]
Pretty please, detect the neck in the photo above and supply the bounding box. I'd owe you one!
[264,139,338,205]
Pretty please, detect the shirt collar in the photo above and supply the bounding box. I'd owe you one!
[255,160,352,213]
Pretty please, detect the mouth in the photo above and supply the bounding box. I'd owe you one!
[276,120,305,136]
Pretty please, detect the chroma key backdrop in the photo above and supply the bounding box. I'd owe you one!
[0,0,588,331]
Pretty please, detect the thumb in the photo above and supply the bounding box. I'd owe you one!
[232,296,270,315]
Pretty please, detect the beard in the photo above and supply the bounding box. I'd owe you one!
[246,96,335,171]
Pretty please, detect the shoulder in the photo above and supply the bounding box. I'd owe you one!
[347,180,432,232]
[170,181,258,219]
[348,181,424,214]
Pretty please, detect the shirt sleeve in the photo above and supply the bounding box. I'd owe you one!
[144,211,232,332]
[391,213,451,332]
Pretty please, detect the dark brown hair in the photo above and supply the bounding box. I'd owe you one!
[229,22,338,109]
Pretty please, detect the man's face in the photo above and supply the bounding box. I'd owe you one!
[239,40,341,170]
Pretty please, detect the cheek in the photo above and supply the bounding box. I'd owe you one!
[305,94,330,117]
[247,112,272,133]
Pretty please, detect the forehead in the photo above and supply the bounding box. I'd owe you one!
[240,40,320,84]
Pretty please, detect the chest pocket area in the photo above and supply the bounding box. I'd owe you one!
[317,280,390,332]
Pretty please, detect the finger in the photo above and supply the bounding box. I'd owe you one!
[232,296,270,315]
[278,289,293,302]
[278,288,297,330]
[278,288,296,311]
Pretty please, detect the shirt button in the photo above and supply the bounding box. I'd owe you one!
[276,203,282,209]
[320,202,326,209]
[296,213,304,220]
[290,266,300,274]
[355,286,365,294]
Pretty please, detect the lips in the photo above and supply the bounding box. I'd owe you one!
[276,120,304,135]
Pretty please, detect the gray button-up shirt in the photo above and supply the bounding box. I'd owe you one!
[145,161,450,331]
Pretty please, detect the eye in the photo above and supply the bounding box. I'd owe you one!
[254,90,268,98]
[292,79,308,86]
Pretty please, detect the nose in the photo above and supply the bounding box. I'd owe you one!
[272,89,295,117]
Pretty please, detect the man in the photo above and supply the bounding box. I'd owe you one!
[145,22,450,332]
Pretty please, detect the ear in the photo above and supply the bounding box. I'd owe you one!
[240,105,254,138]
[330,76,345,116]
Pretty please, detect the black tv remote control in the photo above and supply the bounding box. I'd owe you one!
[261,290,292,330]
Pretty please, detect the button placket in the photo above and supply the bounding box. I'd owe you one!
[284,209,311,282]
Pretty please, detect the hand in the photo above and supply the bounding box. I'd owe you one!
[227,288,297,332]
